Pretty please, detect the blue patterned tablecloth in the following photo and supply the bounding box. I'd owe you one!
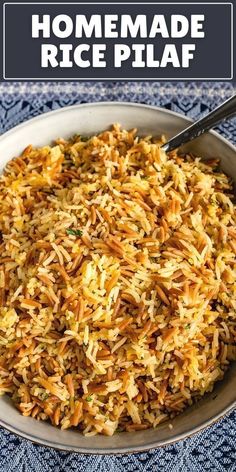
[0,81,236,472]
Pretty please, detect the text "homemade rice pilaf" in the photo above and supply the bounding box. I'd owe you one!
[0,125,235,436]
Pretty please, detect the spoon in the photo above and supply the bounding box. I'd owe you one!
[161,94,236,153]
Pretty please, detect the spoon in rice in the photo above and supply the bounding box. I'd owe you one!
[162,94,236,153]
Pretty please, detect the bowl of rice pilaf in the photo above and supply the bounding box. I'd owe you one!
[0,102,235,453]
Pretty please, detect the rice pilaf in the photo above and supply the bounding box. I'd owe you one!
[0,124,235,436]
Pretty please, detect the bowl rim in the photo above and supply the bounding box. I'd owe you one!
[0,100,235,454]
[0,399,235,455]
[0,100,235,153]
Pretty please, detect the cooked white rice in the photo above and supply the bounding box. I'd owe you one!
[0,124,235,436]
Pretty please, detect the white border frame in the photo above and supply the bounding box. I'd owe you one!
[2,2,234,81]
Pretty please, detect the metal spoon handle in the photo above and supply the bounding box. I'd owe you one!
[162,94,236,153]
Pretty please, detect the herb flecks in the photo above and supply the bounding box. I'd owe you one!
[66,229,83,237]
[41,392,49,401]
[86,396,93,402]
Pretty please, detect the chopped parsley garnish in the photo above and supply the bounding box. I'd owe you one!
[80,136,90,142]
[185,324,191,329]
[66,229,83,237]
[41,392,49,401]
[86,396,93,402]
[116,428,123,433]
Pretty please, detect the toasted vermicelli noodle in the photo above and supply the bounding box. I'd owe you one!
[0,124,235,436]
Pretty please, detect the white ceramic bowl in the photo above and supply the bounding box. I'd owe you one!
[0,102,235,454]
